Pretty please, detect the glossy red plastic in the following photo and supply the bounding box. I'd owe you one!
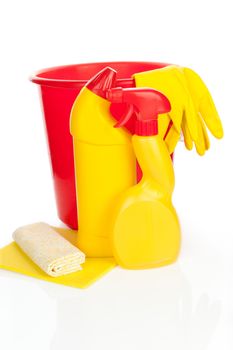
[106,87,171,136]
[86,67,117,98]
[31,62,169,229]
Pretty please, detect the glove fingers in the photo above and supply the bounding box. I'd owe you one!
[183,67,224,139]
[199,114,210,150]
[183,106,206,156]
[194,114,207,156]
[195,143,205,156]
[199,95,224,139]
[181,114,193,150]
[183,95,199,142]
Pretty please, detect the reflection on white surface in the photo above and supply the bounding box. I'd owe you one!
[0,256,227,350]
[35,265,221,350]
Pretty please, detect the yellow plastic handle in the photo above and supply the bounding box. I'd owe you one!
[132,134,175,195]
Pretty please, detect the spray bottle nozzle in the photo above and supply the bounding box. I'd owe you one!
[107,87,171,136]
[86,67,117,99]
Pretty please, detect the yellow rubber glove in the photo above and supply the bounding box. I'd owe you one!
[182,67,223,155]
[134,65,224,155]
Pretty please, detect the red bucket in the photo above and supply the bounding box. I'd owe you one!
[31,62,169,229]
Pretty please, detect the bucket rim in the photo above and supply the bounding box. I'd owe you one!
[30,61,169,89]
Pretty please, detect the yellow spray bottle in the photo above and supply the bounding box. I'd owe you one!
[106,87,181,269]
[70,68,136,257]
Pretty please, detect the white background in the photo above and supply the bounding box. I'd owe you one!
[0,0,232,349]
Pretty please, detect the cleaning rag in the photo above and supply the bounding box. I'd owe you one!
[12,222,85,277]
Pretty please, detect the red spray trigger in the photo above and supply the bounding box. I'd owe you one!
[106,87,171,136]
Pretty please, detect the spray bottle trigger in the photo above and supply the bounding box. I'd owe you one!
[114,104,135,128]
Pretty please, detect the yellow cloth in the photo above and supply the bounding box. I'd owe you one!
[134,65,223,155]
[0,227,116,288]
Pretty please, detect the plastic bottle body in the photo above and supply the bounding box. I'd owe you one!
[112,134,181,268]
[70,87,136,257]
